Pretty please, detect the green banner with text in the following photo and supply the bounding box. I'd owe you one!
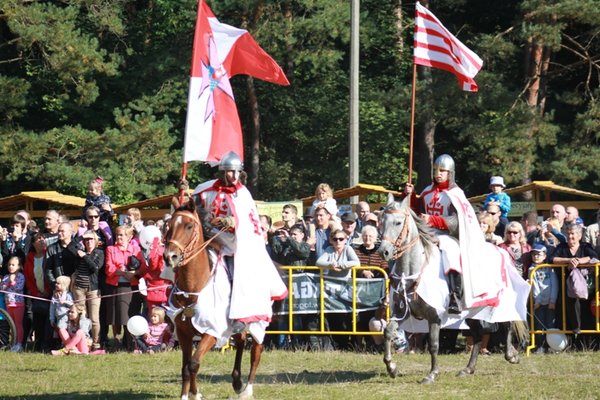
[275,273,386,315]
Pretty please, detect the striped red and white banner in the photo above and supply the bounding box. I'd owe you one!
[413,2,483,92]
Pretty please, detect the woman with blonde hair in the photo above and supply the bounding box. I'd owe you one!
[498,221,532,279]
[105,225,147,350]
[478,212,502,245]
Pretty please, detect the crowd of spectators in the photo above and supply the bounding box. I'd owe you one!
[0,178,173,355]
[1,177,600,356]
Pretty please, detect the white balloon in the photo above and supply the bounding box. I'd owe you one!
[546,328,568,352]
[127,315,149,337]
[138,225,162,250]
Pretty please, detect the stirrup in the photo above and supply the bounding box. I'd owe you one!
[448,294,462,314]
[231,320,247,334]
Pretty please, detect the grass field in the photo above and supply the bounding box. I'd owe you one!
[1,348,599,399]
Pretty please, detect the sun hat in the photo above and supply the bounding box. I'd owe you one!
[489,176,505,188]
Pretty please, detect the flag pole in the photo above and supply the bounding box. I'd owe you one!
[179,161,188,204]
[408,61,417,185]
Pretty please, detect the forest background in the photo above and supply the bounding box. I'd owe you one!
[1,0,599,205]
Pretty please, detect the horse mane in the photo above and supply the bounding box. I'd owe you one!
[392,196,438,257]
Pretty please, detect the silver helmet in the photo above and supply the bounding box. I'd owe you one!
[218,151,244,172]
[432,154,455,184]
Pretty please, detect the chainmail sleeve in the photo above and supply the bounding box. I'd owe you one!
[197,204,215,239]
[444,204,459,238]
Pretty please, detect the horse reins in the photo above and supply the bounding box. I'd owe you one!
[167,210,226,266]
[383,208,420,260]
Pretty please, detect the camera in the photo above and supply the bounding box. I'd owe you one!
[126,255,141,271]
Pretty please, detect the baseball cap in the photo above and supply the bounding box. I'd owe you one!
[366,213,378,223]
[532,243,547,253]
[341,212,357,223]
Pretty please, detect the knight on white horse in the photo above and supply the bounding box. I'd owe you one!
[403,154,508,312]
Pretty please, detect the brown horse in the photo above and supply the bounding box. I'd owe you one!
[164,196,263,400]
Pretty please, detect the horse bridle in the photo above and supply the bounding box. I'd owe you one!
[383,208,420,260]
[167,210,223,266]
[167,209,225,319]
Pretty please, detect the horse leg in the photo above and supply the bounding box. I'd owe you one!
[504,322,520,364]
[180,330,217,400]
[179,327,194,400]
[420,320,440,385]
[231,333,246,395]
[383,320,400,378]
[457,319,481,378]
[238,338,263,399]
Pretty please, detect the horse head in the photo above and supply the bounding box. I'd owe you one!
[164,195,211,290]
[378,193,411,262]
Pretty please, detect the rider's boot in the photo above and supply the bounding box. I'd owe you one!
[447,270,463,314]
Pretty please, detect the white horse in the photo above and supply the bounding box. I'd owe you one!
[378,194,529,384]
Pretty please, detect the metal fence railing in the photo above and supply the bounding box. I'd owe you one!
[526,263,599,355]
[267,266,390,337]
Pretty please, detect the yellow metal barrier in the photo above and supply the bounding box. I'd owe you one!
[267,265,390,337]
[526,263,599,355]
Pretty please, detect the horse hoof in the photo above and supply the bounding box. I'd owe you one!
[386,362,398,378]
[231,384,253,399]
[182,393,203,400]
[420,376,435,385]
[456,368,474,378]
[506,355,520,364]
[232,378,244,394]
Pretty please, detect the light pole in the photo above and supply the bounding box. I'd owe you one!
[349,0,360,204]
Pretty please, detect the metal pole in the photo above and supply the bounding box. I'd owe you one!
[408,62,417,184]
[349,0,360,204]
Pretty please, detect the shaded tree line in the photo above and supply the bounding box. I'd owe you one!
[0,0,598,203]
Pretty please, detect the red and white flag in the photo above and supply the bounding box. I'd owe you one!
[184,1,289,163]
[413,2,482,92]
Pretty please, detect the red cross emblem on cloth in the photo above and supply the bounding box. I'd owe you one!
[426,191,444,215]
[210,193,229,218]
[459,199,474,224]
[248,211,261,236]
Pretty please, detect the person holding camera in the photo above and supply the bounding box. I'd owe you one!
[270,224,311,270]
[0,213,30,274]
[104,225,147,351]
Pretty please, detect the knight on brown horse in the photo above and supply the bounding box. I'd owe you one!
[165,151,287,399]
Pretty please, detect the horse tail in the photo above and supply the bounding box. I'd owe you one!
[512,320,529,345]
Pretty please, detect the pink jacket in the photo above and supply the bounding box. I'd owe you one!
[105,241,147,287]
